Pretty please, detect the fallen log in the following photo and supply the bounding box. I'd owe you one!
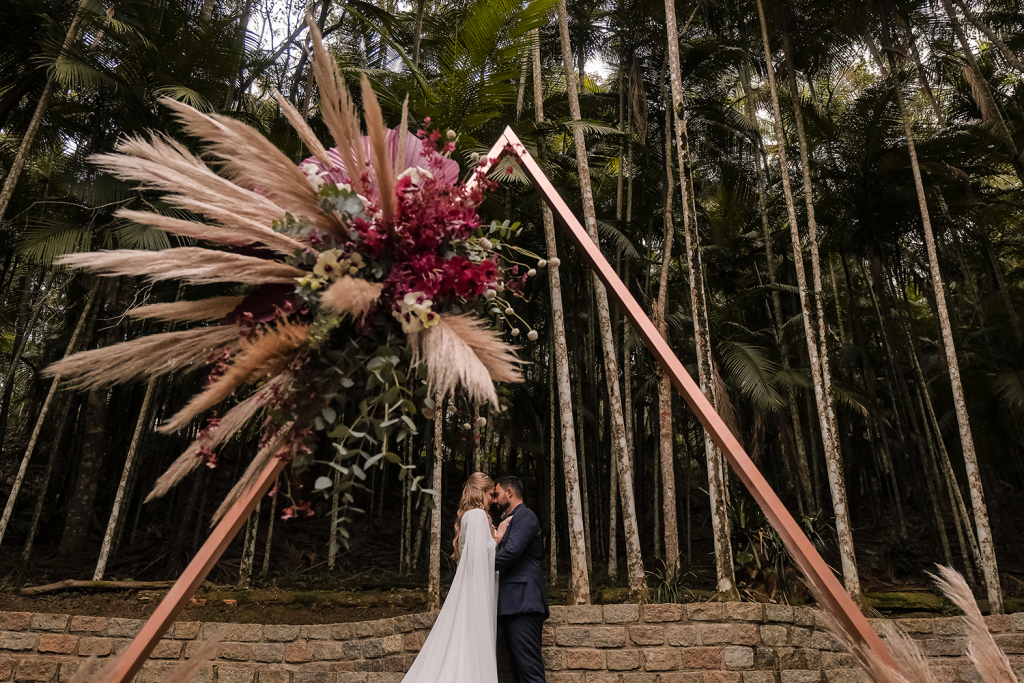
[18,580,176,597]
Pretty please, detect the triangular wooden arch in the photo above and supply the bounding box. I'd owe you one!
[108,128,896,683]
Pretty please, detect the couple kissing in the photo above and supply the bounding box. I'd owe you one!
[401,473,548,683]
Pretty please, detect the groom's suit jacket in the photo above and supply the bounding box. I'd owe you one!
[494,503,549,618]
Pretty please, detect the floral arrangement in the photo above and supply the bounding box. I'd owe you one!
[45,17,542,527]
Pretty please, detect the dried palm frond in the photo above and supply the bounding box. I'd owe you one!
[273,88,331,166]
[146,374,293,502]
[57,248,305,286]
[361,74,397,220]
[306,14,366,194]
[116,208,303,256]
[129,296,245,323]
[44,326,239,390]
[159,321,310,433]
[211,425,294,524]
[931,566,1018,683]
[320,277,383,319]
[629,56,648,140]
[156,627,226,683]
[714,364,741,441]
[161,98,343,237]
[962,66,999,127]
[414,314,523,408]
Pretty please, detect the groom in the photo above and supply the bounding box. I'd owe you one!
[491,475,548,683]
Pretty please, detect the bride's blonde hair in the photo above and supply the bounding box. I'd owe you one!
[452,472,495,562]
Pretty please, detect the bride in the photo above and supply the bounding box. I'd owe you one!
[402,472,509,683]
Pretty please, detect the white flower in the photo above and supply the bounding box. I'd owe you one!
[484,289,497,300]
[527,268,536,277]
[462,422,472,431]
[471,152,481,163]
[527,330,538,341]
[479,238,493,250]
[537,259,547,268]
[504,307,514,316]
[549,257,561,267]
[510,328,520,337]
[447,130,457,140]
[393,291,440,333]
[300,163,327,191]
[397,166,434,187]
[475,416,487,428]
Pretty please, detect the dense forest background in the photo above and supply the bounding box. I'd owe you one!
[1,0,1023,612]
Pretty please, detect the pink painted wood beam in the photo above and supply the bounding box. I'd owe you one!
[471,126,897,672]
[106,456,285,683]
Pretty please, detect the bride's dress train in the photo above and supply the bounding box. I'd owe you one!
[401,508,499,683]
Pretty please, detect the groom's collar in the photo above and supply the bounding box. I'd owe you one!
[507,502,524,516]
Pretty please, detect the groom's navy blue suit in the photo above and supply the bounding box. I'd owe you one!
[495,502,548,683]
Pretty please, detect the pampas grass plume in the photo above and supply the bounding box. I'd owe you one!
[159,321,311,433]
[44,326,240,390]
[320,277,383,319]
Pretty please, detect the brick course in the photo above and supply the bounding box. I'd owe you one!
[0,605,1016,683]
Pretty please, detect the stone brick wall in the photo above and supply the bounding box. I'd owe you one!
[0,605,1021,683]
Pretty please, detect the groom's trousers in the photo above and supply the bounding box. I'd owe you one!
[499,613,547,683]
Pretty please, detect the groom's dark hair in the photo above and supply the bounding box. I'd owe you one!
[495,475,524,501]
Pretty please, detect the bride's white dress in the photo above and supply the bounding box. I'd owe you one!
[402,507,499,683]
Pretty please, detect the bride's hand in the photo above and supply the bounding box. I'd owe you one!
[494,516,512,544]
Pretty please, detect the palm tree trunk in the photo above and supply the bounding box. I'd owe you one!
[742,69,815,512]
[237,505,260,588]
[757,0,862,599]
[656,59,681,577]
[533,28,589,601]
[952,0,1024,74]
[93,378,157,579]
[908,30,947,128]
[937,0,1024,183]
[412,0,427,68]
[886,48,1003,612]
[554,0,647,601]
[428,395,445,610]
[262,488,277,575]
[412,492,429,571]
[0,0,88,223]
[778,27,861,598]
[0,271,54,450]
[21,397,74,565]
[0,274,94,551]
[664,0,737,595]
[59,388,108,555]
[549,367,559,581]
[572,367,594,574]
[908,334,982,577]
